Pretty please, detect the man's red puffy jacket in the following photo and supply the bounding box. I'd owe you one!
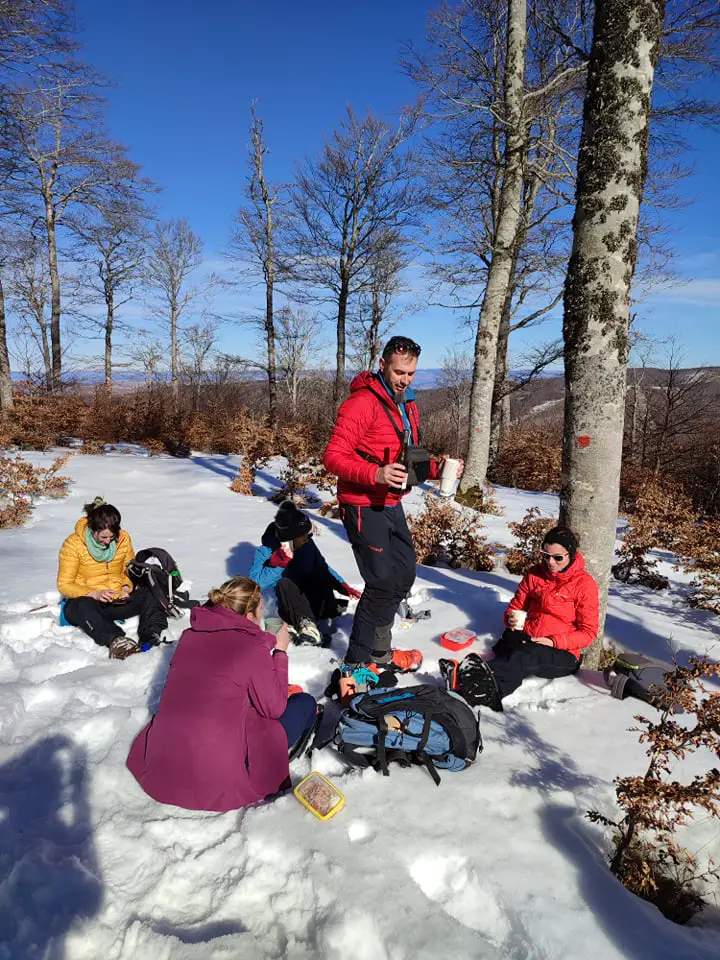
[323,371,439,507]
[504,551,599,660]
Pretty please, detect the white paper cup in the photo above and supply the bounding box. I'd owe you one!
[439,458,461,497]
[510,610,528,630]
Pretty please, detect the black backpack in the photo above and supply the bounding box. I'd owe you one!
[126,548,198,619]
[335,684,482,785]
[603,652,686,713]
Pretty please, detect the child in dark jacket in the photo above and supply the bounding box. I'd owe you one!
[249,501,360,645]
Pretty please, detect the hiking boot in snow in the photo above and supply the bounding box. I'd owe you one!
[296,618,322,646]
[372,648,423,674]
[108,636,139,660]
[457,654,503,712]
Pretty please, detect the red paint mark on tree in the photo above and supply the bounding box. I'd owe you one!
[577,435,591,447]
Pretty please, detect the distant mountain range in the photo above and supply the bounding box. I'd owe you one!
[10,367,562,390]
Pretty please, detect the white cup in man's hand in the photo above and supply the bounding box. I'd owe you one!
[509,610,527,630]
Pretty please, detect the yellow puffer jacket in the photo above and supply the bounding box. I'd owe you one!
[57,517,135,599]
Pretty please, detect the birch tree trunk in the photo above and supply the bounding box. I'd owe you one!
[44,201,62,392]
[0,274,12,412]
[334,275,349,404]
[170,303,179,402]
[560,0,666,669]
[459,0,527,493]
[104,277,114,392]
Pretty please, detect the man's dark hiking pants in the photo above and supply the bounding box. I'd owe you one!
[489,629,580,698]
[340,503,416,664]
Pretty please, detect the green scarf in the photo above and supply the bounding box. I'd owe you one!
[84,526,118,563]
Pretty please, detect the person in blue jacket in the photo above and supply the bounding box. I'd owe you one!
[249,501,361,645]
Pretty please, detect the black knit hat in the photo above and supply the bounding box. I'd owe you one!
[542,526,578,561]
[274,501,312,541]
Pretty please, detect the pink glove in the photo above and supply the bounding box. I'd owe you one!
[340,583,362,599]
[269,548,291,568]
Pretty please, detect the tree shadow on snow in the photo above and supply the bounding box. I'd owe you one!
[190,455,239,482]
[540,805,720,960]
[496,710,602,797]
[412,562,508,644]
[0,735,103,960]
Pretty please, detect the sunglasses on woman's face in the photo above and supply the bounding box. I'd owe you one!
[540,550,568,562]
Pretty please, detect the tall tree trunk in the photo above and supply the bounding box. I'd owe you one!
[45,204,62,392]
[104,281,114,393]
[334,277,349,404]
[266,275,277,425]
[459,0,527,493]
[0,274,12,412]
[489,293,513,466]
[265,207,277,425]
[559,0,666,669]
[171,304,179,403]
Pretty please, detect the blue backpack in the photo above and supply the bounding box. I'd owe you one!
[335,684,482,785]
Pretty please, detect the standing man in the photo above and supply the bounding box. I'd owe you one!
[324,335,459,675]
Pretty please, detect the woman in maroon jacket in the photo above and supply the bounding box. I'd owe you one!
[126,576,318,812]
[443,528,599,710]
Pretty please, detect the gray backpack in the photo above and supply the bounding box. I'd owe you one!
[603,652,684,713]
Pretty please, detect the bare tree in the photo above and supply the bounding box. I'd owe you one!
[0,242,12,411]
[288,105,422,403]
[347,229,408,371]
[0,59,137,390]
[406,0,588,494]
[227,106,288,423]
[274,307,326,419]
[181,319,218,412]
[69,159,155,392]
[145,218,204,402]
[438,348,473,457]
[559,0,669,668]
[8,234,53,389]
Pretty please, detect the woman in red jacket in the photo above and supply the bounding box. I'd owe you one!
[444,527,599,710]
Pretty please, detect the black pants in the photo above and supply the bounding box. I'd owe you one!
[63,588,167,648]
[489,629,580,699]
[341,503,416,664]
[279,572,341,625]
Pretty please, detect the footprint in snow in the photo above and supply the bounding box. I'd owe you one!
[408,853,511,944]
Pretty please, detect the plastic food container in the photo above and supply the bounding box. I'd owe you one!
[440,628,477,651]
[294,772,345,821]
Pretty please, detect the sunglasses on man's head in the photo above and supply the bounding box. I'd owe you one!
[540,550,568,562]
[386,336,421,357]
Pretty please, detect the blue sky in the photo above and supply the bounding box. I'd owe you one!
[73,0,720,369]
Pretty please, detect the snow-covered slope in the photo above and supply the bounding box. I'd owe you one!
[0,450,718,960]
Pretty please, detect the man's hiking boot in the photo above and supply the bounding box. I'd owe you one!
[457,654,503,712]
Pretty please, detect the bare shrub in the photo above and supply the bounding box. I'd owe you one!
[408,495,495,571]
[455,484,502,515]
[613,476,697,590]
[505,507,555,574]
[587,657,720,924]
[0,453,72,528]
[490,423,562,493]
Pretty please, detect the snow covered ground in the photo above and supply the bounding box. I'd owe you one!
[0,449,718,960]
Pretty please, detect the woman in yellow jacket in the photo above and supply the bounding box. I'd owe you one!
[58,498,167,659]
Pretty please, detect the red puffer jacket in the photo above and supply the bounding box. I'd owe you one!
[323,371,439,507]
[504,551,599,660]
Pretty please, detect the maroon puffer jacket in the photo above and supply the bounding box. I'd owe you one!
[323,372,438,507]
